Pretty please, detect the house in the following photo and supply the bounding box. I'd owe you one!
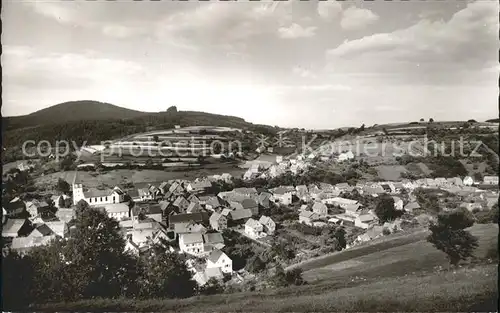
[25,199,50,218]
[299,211,319,226]
[463,176,474,186]
[52,194,71,209]
[173,196,190,213]
[45,221,69,238]
[355,214,376,229]
[483,176,499,185]
[228,209,252,223]
[2,219,32,238]
[10,235,57,255]
[187,194,200,204]
[392,196,404,211]
[102,203,130,221]
[258,215,276,235]
[356,225,384,242]
[158,182,170,195]
[168,212,209,234]
[193,267,224,287]
[295,185,309,199]
[233,187,258,197]
[206,249,232,274]
[328,197,359,209]
[209,212,227,232]
[205,196,224,211]
[271,188,293,206]
[229,202,244,211]
[186,201,202,214]
[334,213,356,226]
[404,201,421,213]
[187,180,212,193]
[132,203,163,222]
[28,224,54,238]
[241,198,259,216]
[4,198,27,217]
[72,184,125,206]
[169,181,185,195]
[257,192,272,209]
[245,218,264,238]
[135,188,154,202]
[203,232,225,251]
[312,202,328,217]
[179,233,205,256]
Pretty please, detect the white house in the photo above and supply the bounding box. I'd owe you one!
[312,202,328,217]
[179,233,205,256]
[209,212,227,231]
[463,176,474,186]
[102,203,130,221]
[392,196,404,211]
[45,221,69,238]
[483,176,499,185]
[271,187,293,206]
[206,249,233,274]
[73,184,125,206]
[244,218,264,238]
[259,215,276,235]
[338,151,354,162]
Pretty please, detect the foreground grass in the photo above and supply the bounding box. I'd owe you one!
[31,264,498,312]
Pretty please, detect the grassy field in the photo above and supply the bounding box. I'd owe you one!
[375,165,408,180]
[30,224,498,312]
[34,165,246,190]
[31,263,497,312]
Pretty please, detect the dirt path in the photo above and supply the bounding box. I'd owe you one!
[285,229,428,272]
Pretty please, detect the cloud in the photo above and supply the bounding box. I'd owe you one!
[292,66,317,78]
[340,6,379,31]
[278,23,317,39]
[326,0,498,84]
[317,1,342,19]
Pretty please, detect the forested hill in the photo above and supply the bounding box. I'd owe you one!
[3,101,150,131]
[1,101,278,149]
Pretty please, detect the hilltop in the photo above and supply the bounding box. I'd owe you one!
[1,101,278,150]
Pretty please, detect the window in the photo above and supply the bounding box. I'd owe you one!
[105,197,108,202]
[89,198,92,203]
[113,196,115,203]
[100,197,103,202]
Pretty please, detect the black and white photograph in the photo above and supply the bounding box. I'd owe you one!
[1,0,498,311]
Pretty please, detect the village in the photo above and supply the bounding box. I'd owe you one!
[3,148,498,288]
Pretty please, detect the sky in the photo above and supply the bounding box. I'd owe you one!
[2,0,498,129]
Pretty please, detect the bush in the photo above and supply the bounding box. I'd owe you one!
[382,227,391,236]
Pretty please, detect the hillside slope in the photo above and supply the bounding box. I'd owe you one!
[1,101,278,150]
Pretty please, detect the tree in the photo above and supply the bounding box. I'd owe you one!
[427,209,479,266]
[153,135,159,143]
[145,158,154,168]
[57,178,70,194]
[199,278,224,295]
[467,119,477,123]
[166,106,178,114]
[285,268,305,286]
[58,195,66,208]
[270,264,288,288]
[138,244,196,298]
[429,118,434,123]
[473,172,483,182]
[420,118,425,122]
[359,124,365,132]
[374,195,403,223]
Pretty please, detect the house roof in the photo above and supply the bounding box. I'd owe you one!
[32,224,54,236]
[55,208,75,223]
[188,194,200,203]
[312,202,327,211]
[258,215,274,226]
[221,208,232,216]
[209,212,225,224]
[11,235,56,251]
[83,188,115,198]
[404,202,421,211]
[45,221,67,235]
[180,232,203,244]
[241,198,258,209]
[169,182,181,193]
[203,232,224,245]
[299,211,318,219]
[233,187,258,195]
[190,180,212,189]
[138,188,151,197]
[272,186,294,195]
[173,196,188,207]
[169,212,207,224]
[229,202,244,211]
[344,204,361,213]
[187,202,201,213]
[206,196,223,208]
[207,248,227,263]
[357,214,375,222]
[230,209,252,220]
[103,203,129,214]
[2,219,28,236]
[245,218,262,229]
[159,200,172,211]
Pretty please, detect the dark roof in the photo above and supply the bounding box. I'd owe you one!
[241,198,258,209]
[34,224,54,236]
[133,203,163,216]
[203,232,224,244]
[207,249,224,263]
[229,209,252,220]
[168,212,209,224]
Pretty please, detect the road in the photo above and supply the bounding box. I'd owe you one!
[285,229,428,272]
